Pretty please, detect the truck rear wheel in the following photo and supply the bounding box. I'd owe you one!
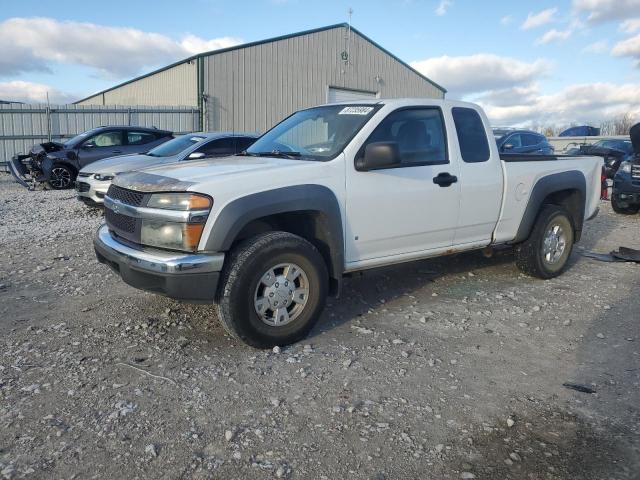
[216,231,328,348]
[611,194,640,215]
[515,205,574,279]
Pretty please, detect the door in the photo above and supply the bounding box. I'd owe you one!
[77,130,125,167]
[345,107,461,263]
[450,106,503,245]
[327,87,377,103]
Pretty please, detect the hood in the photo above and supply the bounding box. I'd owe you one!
[80,153,167,175]
[30,141,65,155]
[113,155,319,192]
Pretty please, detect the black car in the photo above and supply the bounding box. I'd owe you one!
[10,126,173,189]
[611,124,640,215]
[566,139,634,177]
[493,129,554,155]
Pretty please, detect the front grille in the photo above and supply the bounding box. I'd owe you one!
[632,164,640,179]
[107,185,145,207]
[76,182,90,192]
[105,209,136,233]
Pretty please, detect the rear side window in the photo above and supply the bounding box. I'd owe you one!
[127,131,158,145]
[452,107,490,163]
[523,134,541,147]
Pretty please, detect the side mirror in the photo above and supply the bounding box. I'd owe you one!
[187,152,206,160]
[355,142,401,171]
[502,143,514,151]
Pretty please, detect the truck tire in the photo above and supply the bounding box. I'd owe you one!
[611,194,640,215]
[515,205,575,279]
[48,164,75,190]
[216,231,328,348]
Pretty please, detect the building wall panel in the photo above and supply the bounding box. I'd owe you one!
[204,26,443,133]
[76,62,197,107]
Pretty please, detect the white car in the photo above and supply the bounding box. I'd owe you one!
[94,99,602,348]
[76,132,257,205]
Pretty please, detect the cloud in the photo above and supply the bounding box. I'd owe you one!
[500,15,514,26]
[521,8,558,30]
[536,28,573,45]
[411,54,550,97]
[0,17,242,78]
[612,34,640,62]
[582,40,609,53]
[477,83,640,126]
[0,80,76,104]
[435,0,453,16]
[573,0,640,23]
[620,18,640,34]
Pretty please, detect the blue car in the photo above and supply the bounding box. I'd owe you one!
[493,129,554,155]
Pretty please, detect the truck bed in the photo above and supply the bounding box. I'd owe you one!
[499,153,580,162]
[493,154,604,244]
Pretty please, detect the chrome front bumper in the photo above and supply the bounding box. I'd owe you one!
[94,224,224,302]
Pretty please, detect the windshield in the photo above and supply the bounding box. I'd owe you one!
[147,135,205,157]
[64,128,102,148]
[246,104,380,161]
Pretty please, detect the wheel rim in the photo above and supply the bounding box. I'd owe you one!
[542,223,568,264]
[50,167,71,188]
[253,263,309,327]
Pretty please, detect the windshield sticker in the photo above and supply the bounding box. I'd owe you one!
[339,106,374,115]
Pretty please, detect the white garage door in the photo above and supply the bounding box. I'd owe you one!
[327,87,377,103]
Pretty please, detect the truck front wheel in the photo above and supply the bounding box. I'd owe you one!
[216,231,328,348]
[515,205,575,279]
[611,194,640,215]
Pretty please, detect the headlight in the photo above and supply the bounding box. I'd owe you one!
[140,192,212,251]
[94,173,114,181]
[147,192,212,210]
[140,221,205,251]
[620,162,632,174]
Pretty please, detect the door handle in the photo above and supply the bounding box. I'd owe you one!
[112,150,122,154]
[433,172,458,187]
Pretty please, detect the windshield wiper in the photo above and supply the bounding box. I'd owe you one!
[252,150,303,159]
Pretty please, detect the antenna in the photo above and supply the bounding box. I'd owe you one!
[346,8,353,66]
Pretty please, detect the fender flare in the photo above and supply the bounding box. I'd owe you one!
[206,184,344,281]
[513,170,586,243]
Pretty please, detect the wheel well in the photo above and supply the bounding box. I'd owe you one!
[541,188,584,238]
[233,211,341,295]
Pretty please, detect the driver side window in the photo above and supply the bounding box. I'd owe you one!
[506,134,522,148]
[84,131,123,148]
[362,108,448,166]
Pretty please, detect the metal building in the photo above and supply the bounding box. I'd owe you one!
[75,24,446,133]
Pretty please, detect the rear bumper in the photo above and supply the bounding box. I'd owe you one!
[94,224,224,303]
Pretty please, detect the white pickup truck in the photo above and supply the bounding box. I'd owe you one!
[94,99,602,348]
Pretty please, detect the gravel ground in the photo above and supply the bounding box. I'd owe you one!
[0,174,638,480]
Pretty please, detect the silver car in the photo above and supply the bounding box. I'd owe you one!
[76,132,258,205]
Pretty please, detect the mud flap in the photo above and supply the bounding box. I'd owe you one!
[8,156,33,190]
